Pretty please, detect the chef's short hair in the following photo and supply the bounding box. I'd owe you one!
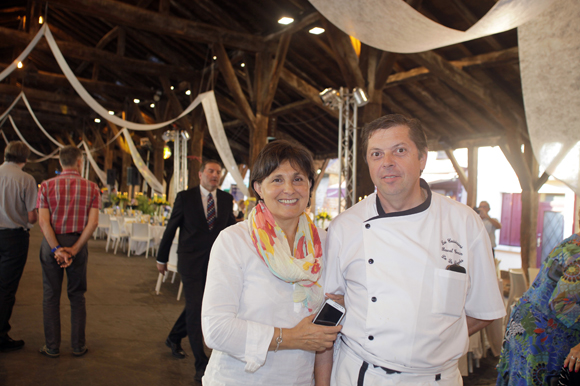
[4,141,30,163]
[361,114,428,162]
[251,140,315,204]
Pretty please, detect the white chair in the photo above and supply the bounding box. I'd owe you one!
[95,213,111,239]
[505,268,528,321]
[106,219,128,254]
[528,267,540,287]
[155,233,183,301]
[127,222,154,258]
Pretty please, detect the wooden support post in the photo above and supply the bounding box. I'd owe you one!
[466,146,478,208]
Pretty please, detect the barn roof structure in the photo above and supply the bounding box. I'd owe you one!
[1,0,545,271]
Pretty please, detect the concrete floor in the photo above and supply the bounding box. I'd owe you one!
[0,226,197,386]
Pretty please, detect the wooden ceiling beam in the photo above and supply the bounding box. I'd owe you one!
[384,47,518,89]
[407,50,519,132]
[214,43,256,129]
[76,25,120,74]
[2,66,153,98]
[265,11,321,42]
[269,99,311,117]
[280,68,339,119]
[47,0,266,52]
[322,18,365,89]
[0,26,197,80]
[0,83,124,111]
[404,82,476,134]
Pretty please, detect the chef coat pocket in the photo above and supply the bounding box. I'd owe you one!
[432,269,468,317]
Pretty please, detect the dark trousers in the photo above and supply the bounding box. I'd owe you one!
[40,234,88,350]
[0,229,29,341]
[168,275,207,373]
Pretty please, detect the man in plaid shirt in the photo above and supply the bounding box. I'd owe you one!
[37,146,100,358]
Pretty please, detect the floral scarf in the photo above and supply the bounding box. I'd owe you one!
[247,201,324,312]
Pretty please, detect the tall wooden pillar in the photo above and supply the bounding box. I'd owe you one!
[466,147,478,208]
[120,151,131,193]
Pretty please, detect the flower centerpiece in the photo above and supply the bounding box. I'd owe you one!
[111,192,129,212]
[135,193,156,215]
[315,210,332,229]
[152,193,170,218]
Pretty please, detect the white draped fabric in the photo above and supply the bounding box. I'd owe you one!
[309,0,556,53]
[519,0,580,195]
[1,24,248,197]
[121,128,164,194]
[202,94,250,197]
[0,24,47,82]
[81,141,108,186]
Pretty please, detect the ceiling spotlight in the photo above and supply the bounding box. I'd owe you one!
[133,98,140,104]
[39,16,44,24]
[185,89,191,95]
[94,118,101,123]
[353,87,369,107]
[309,27,325,35]
[108,110,115,115]
[150,103,155,108]
[17,61,23,69]
[241,63,245,68]
[213,56,217,60]
[278,17,294,25]
[319,88,341,110]
[170,86,174,90]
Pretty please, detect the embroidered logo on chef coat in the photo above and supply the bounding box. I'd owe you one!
[440,238,464,266]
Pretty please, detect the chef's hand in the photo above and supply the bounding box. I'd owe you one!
[325,293,345,307]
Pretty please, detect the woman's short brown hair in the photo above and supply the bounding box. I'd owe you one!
[4,141,30,163]
[251,140,315,204]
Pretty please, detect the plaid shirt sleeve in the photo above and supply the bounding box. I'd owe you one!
[90,183,102,210]
[37,182,48,209]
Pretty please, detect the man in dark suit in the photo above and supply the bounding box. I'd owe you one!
[156,159,236,382]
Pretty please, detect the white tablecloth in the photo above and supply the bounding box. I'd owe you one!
[123,220,166,256]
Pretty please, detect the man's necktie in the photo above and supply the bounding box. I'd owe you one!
[207,193,216,230]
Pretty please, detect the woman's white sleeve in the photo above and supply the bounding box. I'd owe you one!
[201,231,275,372]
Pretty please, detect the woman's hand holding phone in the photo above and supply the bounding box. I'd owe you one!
[272,314,341,352]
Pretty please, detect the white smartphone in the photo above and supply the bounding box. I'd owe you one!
[313,299,345,326]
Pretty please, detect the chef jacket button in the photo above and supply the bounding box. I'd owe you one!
[371,297,377,302]
[365,224,370,229]
[368,259,374,264]
[368,335,374,341]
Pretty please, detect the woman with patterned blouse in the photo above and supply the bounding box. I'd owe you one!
[497,231,580,385]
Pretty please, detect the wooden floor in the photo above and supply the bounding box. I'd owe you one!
[1,226,500,385]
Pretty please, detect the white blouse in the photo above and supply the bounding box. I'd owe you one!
[201,221,326,386]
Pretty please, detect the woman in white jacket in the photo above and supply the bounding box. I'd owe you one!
[201,140,340,386]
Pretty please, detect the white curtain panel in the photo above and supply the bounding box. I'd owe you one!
[519,0,580,195]
[309,0,556,53]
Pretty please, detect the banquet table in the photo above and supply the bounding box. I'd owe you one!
[119,218,166,256]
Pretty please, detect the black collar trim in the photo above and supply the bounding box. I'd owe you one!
[366,179,432,221]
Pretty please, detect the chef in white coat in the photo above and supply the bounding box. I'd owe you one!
[323,114,505,386]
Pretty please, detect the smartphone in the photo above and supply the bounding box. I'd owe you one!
[313,299,345,326]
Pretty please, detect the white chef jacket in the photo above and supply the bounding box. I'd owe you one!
[202,221,327,386]
[324,180,505,375]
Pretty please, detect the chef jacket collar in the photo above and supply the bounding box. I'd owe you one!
[367,178,432,221]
